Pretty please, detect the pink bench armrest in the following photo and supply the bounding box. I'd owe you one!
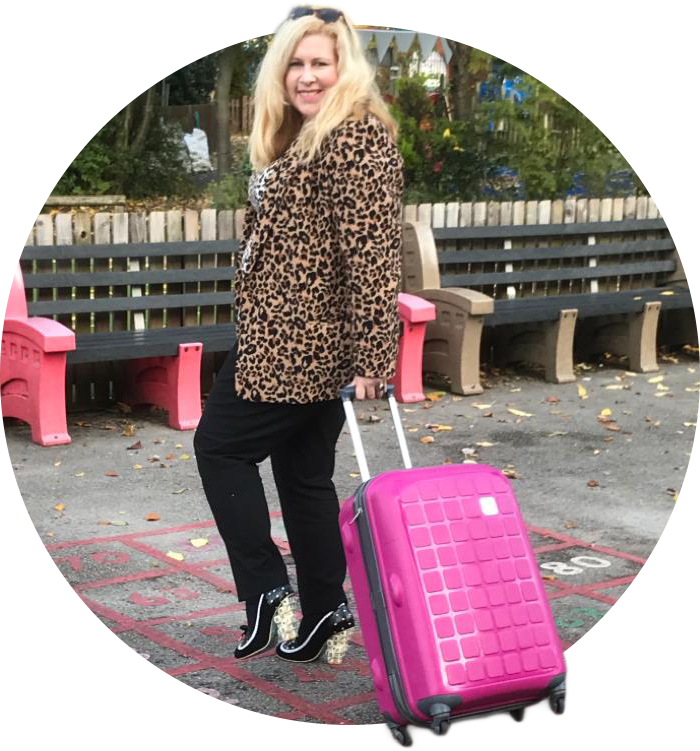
[397,292,437,323]
[3,316,76,352]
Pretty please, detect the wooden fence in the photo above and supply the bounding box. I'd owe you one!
[22,194,679,410]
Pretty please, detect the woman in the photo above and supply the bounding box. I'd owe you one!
[193,6,403,665]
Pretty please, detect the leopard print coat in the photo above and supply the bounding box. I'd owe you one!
[232,111,404,403]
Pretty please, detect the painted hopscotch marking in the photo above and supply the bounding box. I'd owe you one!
[44,517,647,723]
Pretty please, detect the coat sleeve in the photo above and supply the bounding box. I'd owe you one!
[320,116,404,378]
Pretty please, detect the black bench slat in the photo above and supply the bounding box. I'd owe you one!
[21,239,240,262]
[442,260,675,287]
[28,291,234,316]
[431,218,667,241]
[68,325,237,363]
[437,238,674,265]
[487,286,692,326]
[26,266,235,289]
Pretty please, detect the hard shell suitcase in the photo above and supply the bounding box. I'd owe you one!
[338,386,566,745]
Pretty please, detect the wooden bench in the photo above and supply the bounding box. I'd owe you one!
[4,239,433,445]
[402,218,695,394]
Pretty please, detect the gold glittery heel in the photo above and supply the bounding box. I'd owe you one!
[273,595,298,642]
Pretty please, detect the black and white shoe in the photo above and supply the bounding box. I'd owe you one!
[275,603,355,664]
[234,584,297,660]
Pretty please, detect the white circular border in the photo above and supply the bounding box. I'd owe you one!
[2,1,698,749]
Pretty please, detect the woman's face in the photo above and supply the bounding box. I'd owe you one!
[284,32,339,119]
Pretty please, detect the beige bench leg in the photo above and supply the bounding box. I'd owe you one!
[577,301,661,372]
[491,309,577,384]
[423,310,486,395]
[628,301,661,372]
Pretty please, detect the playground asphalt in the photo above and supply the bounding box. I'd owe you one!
[4,350,698,726]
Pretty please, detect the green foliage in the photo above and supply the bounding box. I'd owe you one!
[52,114,197,199]
[207,145,252,209]
[391,66,644,202]
[473,74,642,199]
[391,78,486,203]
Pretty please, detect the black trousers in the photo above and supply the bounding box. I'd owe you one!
[193,345,348,617]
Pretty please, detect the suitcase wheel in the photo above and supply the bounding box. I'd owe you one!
[549,693,565,715]
[510,707,525,722]
[431,718,450,736]
[388,724,412,747]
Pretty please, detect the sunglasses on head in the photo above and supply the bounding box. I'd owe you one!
[288,6,344,23]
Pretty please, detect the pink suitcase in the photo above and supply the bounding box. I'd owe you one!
[338,385,566,745]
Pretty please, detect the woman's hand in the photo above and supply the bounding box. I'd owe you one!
[352,375,386,400]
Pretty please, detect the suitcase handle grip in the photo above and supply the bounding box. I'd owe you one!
[340,383,412,482]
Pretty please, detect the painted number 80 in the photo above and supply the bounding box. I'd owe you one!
[540,556,611,576]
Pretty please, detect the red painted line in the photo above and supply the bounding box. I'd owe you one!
[45,520,219,551]
[78,593,142,632]
[533,542,580,554]
[324,692,377,711]
[215,662,349,724]
[526,524,648,564]
[165,662,212,677]
[74,568,177,591]
[119,539,237,593]
[138,603,244,628]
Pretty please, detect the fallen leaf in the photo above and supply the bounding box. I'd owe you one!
[603,422,621,432]
[127,441,142,450]
[75,471,85,477]
[546,396,561,404]
[53,461,61,467]
[148,455,160,462]
[366,415,381,423]
[502,468,518,479]
[665,488,677,497]
[599,408,612,418]
[99,423,118,431]
[166,551,184,561]
[426,391,446,401]
[420,435,436,444]
[145,513,161,522]
[74,420,92,427]
[684,422,696,427]
[647,375,664,384]
[175,443,183,448]
[660,290,675,296]
[408,427,419,432]
[461,448,478,457]
[508,408,533,417]
[475,441,496,447]
[685,387,700,393]
[115,402,132,413]
[547,431,568,437]
[542,575,558,581]
[509,388,522,393]
[104,470,119,477]
[122,424,136,437]
[426,423,453,432]
[565,521,578,529]
[587,480,599,488]
[657,383,670,392]
[180,453,191,460]
[165,453,175,461]
[471,402,493,410]
[133,464,144,470]
[109,520,128,526]
[172,488,188,495]
[349,472,360,478]
[605,384,626,390]
[190,538,209,548]
[54,502,65,512]
[577,384,588,399]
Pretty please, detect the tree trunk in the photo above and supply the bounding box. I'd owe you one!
[131,86,156,156]
[216,45,238,175]
[447,40,474,122]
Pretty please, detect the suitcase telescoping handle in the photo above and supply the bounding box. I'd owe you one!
[339,383,412,482]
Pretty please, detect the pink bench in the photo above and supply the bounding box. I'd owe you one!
[391,292,437,402]
[1,266,76,445]
[3,265,435,445]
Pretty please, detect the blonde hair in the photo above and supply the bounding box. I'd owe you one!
[249,8,398,170]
